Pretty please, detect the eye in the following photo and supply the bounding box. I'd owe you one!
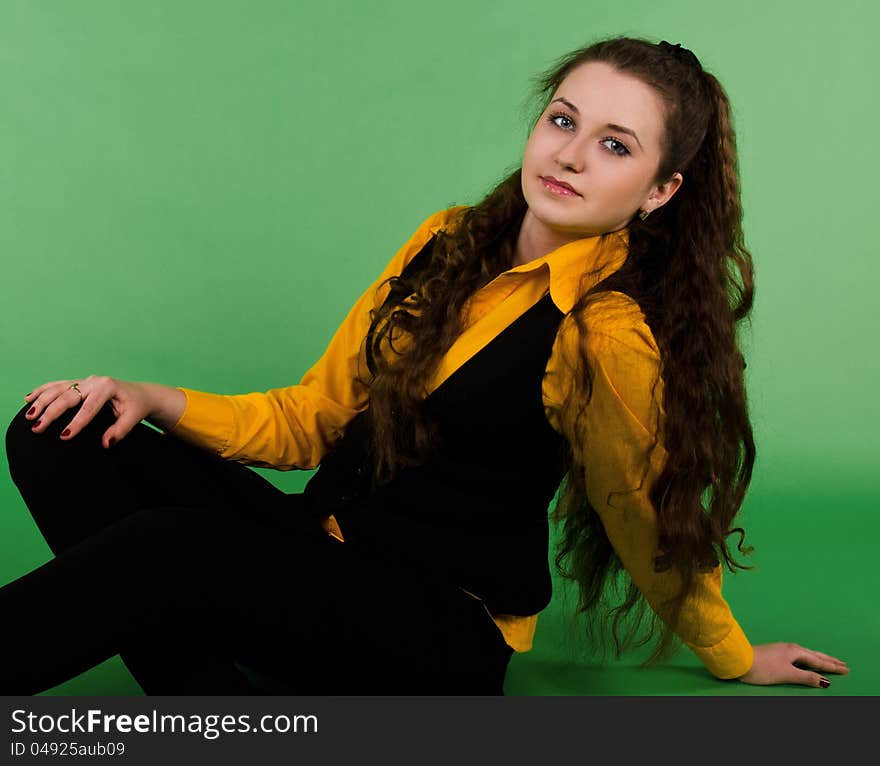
[599,136,630,157]
[547,111,575,130]
[546,111,631,157]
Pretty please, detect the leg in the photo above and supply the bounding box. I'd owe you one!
[4,399,298,693]
[4,401,514,694]
[0,499,512,695]
[0,500,325,694]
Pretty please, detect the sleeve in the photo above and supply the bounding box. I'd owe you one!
[542,292,755,680]
[164,205,468,470]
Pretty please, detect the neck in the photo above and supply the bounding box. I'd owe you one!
[513,209,629,267]
[512,210,576,267]
[514,208,616,267]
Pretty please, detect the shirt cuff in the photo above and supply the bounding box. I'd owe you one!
[684,620,755,680]
[165,387,235,457]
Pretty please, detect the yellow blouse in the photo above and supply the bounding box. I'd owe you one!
[165,205,754,680]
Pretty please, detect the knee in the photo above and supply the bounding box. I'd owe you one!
[5,400,41,469]
[5,401,59,491]
[5,399,112,473]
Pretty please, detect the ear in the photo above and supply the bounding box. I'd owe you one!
[644,172,683,213]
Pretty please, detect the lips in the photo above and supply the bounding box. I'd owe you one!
[541,176,580,195]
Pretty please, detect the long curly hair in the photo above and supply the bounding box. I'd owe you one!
[358,34,756,669]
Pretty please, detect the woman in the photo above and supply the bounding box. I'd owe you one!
[3,36,848,694]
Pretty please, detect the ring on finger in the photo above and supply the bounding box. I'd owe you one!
[68,381,84,401]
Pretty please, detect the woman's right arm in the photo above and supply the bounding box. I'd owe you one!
[162,206,467,471]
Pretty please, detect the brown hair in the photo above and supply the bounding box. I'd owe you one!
[359,34,756,669]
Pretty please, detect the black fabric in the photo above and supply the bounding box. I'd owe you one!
[304,235,570,615]
[2,401,513,695]
[305,235,638,616]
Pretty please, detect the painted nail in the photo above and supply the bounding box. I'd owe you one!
[61,429,70,437]
[27,406,35,416]
[819,678,830,688]
[109,437,116,447]
[32,419,41,429]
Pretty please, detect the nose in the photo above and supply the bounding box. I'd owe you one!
[554,135,588,173]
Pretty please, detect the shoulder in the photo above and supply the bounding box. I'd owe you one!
[551,290,665,431]
[393,204,469,271]
[425,204,470,236]
[587,290,660,360]
[544,290,666,438]
[557,290,660,365]
[389,205,470,270]
[370,205,471,305]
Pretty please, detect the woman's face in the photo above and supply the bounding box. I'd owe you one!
[520,61,682,243]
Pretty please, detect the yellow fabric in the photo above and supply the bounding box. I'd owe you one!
[166,205,754,680]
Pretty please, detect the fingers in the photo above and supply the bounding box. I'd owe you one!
[25,376,138,448]
[808,650,849,674]
[793,648,849,676]
[25,381,89,433]
[791,667,831,688]
[24,375,108,435]
[57,393,112,442]
[100,412,139,450]
[24,381,71,421]
[24,379,74,402]
[790,646,848,688]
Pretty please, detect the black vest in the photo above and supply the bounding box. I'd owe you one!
[302,234,628,615]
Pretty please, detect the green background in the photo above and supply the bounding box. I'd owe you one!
[0,0,876,695]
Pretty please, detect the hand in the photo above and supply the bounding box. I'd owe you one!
[23,375,154,449]
[737,642,849,688]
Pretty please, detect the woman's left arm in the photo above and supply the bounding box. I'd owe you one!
[544,294,848,687]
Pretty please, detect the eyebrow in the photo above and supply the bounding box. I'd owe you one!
[550,97,644,151]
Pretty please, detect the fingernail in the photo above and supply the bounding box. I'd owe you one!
[109,437,116,447]
[27,406,35,416]
[819,677,830,688]
[61,429,70,437]
[32,419,41,429]
[24,392,31,399]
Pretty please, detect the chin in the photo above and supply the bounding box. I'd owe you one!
[530,196,585,226]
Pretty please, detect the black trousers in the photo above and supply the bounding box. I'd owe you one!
[2,400,514,695]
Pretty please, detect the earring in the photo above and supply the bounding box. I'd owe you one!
[638,209,650,220]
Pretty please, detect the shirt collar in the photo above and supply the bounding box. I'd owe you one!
[430,210,631,315]
[506,227,630,314]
